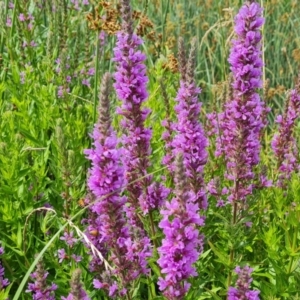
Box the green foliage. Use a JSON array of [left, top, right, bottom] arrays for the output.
[[0, 0, 300, 299]]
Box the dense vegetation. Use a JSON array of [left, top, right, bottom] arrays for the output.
[[0, 0, 300, 299]]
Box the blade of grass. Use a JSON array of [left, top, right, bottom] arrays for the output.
[[93, 30, 100, 124]]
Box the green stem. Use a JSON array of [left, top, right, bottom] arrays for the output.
[[93, 31, 100, 124], [0, 0, 9, 55], [149, 210, 158, 249], [161, 0, 170, 53], [287, 225, 297, 274], [10, 0, 18, 40], [148, 271, 156, 299], [227, 185, 238, 295]]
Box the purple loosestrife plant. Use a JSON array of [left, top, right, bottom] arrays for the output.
[[113, 0, 168, 216], [170, 37, 208, 209], [216, 1, 265, 203], [0, 246, 9, 290], [113, 0, 170, 285], [26, 260, 57, 300], [271, 77, 300, 186], [161, 37, 188, 174], [85, 73, 151, 297], [228, 266, 260, 300], [159, 38, 207, 299], [84, 73, 127, 271], [158, 154, 205, 300]]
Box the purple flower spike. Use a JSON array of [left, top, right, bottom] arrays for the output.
[[228, 266, 260, 300], [113, 0, 169, 215], [271, 78, 300, 186], [26, 260, 57, 300], [113, 0, 169, 286], [158, 154, 205, 300], [159, 38, 207, 300], [85, 73, 151, 296], [172, 79, 208, 209], [216, 1, 266, 202], [162, 37, 208, 209], [113, 30, 151, 203]]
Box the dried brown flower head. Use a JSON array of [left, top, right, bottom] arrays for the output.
[[162, 53, 178, 73]]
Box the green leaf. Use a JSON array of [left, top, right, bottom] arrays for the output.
[[19, 127, 43, 147], [207, 240, 230, 267], [3, 244, 24, 257], [0, 283, 12, 300], [254, 272, 274, 280], [17, 222, 22, 249], [149, 259, 161, 277], [202, 288, 223, 300], [0, 185, 13, 195]]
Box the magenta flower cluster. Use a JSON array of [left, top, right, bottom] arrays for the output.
[[157, 38, 208, 298], [158, 38, 208, 298], [215, 1, 266, 202], [85, 121, 151, 295], [113, 0, 169, 215], [85, 71, 151, 296], [57, 231, 82, 264], [157, 156, 205, 300], [228, 266, 260, 300], [171, 80, 208, 209], [113, 30, 155, 211], [26, 261, 57, 300], [271, 86, 300, 185], [111, 3, 170, 293]]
